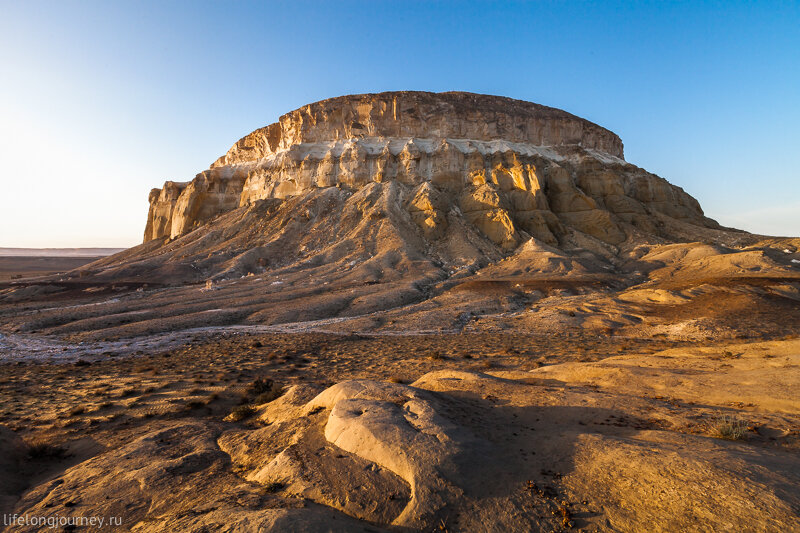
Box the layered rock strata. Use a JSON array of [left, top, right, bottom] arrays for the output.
[[212, 91, 625, 166], [144, 91, 716, 247]]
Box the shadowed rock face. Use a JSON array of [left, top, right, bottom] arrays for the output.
[[142, 91, 717, 251]]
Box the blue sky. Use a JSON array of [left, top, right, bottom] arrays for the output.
[[1, 0, 798, 247]]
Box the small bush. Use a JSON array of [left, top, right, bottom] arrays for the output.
[[229, 404, 257, 422], [254, 388, 283, 405], [263, 481, 284, 493], [27, 438, 69, 459], [248, 378, 283, 404], [248, 378, 274, 396], [712, 414, 748, 440]]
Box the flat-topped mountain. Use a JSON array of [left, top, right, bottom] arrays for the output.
[[18, 91, 797, 342], [143, 91, 720, 254]]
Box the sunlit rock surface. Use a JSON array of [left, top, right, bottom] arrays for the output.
[[143, 91, 717, 248]]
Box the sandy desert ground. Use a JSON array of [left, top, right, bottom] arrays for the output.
[[0, 257, 108, 282], [2, 242, 799, 532]]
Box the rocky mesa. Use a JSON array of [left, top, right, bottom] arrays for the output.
[[10, 90, 798, 342], [142, 91, 718, 251]]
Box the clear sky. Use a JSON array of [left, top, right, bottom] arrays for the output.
[[1, 0, 798, 247]]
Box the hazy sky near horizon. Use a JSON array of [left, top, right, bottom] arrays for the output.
[[1, 1, 798, 247]]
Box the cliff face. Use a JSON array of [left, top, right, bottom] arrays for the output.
[[143, 91, 716, 248], [143, 181, 188, 242], [211, 91, 624, 167]]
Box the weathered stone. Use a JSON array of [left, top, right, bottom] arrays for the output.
[[212, 92, 624, 167], [143, 91, 717, 249], [143, 181, 188, 242]]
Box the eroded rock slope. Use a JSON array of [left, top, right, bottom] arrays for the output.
[[141, 91, 719, 251]]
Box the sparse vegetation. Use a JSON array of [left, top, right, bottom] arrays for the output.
[[229, 404, 257, 421], [248, 378, 283, 404], [712, 414, 748, 440], [262, 481, 285, 493], [26, 437, 69, 459], [254, 389, 282, 404]]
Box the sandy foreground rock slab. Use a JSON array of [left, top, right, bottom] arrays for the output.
[[7, 422, 377, 533], [6, 341, 800, 531]]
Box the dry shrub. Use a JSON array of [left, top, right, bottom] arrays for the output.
[[26, 437, 69, 459], [712, 414, 748, 440], [229, 404, 257, 421], [249, 378, 283, 404]]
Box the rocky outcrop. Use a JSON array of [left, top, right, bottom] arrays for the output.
[[143, 181, 188, 241], [143, 167, 248, 242], [304, 379, 493, 528], [143, 91, 718, 248], [214, 366, 800, 531], [168, 166, 248, 239], [211, 92, 624, 167]]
